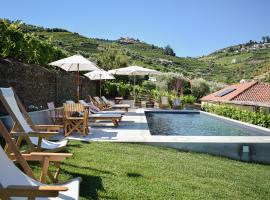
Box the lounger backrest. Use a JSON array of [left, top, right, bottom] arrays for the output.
[[101, 96, 111, 105], [87, 106, 98, 114], [93, 96, 102, 104], [0, 88, 33, 133], [88, 102, 100, 112], [0, 145, 39, 188], [79, 100, 89, 107]]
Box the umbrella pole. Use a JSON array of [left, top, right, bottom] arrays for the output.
[[100, 75, 102, 97], [77, 64, 80, 102], [133, 74, 136, 105]]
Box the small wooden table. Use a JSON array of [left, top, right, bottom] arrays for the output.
[[114, 97, 123, 104]]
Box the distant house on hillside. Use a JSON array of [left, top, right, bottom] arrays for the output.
[[201, 81, 270, 112]]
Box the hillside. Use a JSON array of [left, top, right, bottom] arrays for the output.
[[199, 41, 270, 83], [28, 27, 270, 84], [1, 19, 270, 84]]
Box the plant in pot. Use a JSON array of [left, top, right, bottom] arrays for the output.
[[143, 81, 156, 108], [146, 93, 155, 108]]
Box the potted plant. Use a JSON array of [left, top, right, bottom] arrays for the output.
[[146, 94, 155, 108], [135, 97, 142, 107]]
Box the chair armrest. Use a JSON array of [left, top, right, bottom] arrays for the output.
[[10, 131, 57, 138], [0, 185, 68, 198], [33, 125, 63, 131], [22, 152, 73, 162]]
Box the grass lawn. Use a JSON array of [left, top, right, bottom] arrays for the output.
[[30, 141, 270, 200]]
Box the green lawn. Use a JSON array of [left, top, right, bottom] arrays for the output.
[[31, 141, 270, 200]]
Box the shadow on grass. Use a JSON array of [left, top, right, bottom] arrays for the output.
[[127, 172, 143, 178], [61, 168, 108, 200]]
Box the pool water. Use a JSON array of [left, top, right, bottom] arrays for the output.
[[145, 112, 270, 136]]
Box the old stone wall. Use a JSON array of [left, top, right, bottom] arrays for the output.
[[0, 58, 98, 115]]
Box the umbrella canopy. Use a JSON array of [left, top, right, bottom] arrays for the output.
[[84, 70, 115, 80], [49, 54, 100, 71], [49, 54, 100, 101], [108, 65, 160, 76], [108, 66, 161, 104], [84, 70, 115, 97]]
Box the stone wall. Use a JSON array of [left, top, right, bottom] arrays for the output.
[[0, 58, 98, 115]]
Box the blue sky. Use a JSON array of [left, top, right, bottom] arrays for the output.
[[1, 0, 270, 57]]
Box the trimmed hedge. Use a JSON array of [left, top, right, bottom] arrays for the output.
[[202, 104, 270, 128]]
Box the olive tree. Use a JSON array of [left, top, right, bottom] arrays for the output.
[[191, 78, 210, 99]]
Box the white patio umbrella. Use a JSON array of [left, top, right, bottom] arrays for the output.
[[49, 54, 100, 101], [108, 66, 161, 102], [84, 70, 115, 97]]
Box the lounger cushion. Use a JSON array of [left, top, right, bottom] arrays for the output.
[[97, 110, 125, 115], [112, 104, 130, 108], [91, 113, 122, 118]]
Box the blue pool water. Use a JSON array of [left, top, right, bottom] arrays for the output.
[[145, 111, 270, 136]]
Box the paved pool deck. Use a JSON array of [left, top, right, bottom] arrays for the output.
[[55, 108, 270, 143]]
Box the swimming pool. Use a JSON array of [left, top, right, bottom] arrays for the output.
[[145, 111, 270, 136], [144, 110, 270, 164]]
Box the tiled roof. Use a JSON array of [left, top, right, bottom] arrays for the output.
[[232, 82, 270, 103], [201, 81, 257, 102], [201, 81, 270, 106]]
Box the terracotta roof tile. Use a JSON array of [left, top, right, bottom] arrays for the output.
[[201, 81, 258, 102], [232, 82, 270, 102]]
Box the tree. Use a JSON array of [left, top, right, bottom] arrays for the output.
[[163, 45, 176, 56], [262, 36, 266, 43], [190, 78, 210, 99], [266, 36, 270, 43]]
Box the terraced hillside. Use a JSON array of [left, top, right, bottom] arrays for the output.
[[31, 29, 270, 83], [29, 30, 208, 78], [199, 45, 270, 83]]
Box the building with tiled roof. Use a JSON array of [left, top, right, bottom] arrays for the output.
[[201, 81, 270, 110]]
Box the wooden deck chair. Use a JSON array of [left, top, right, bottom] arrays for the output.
[[0, 121, 72, 184], [159, 96, 170, 109], [0, 122, 81, 199], [47, 102, 63, 125], [0, 87, 68, 152], [101, 96, 130, 112], [63, 103, 89, 137]]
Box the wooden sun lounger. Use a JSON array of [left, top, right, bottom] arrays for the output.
[[90, 113, 122, 127], [101, 96, 130, 112]]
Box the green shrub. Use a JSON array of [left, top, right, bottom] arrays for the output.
[[104, 82, 132, 98], [191, 78, 210, 99], [202, 104, 270, 128], [0, 19, 67, 65]]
